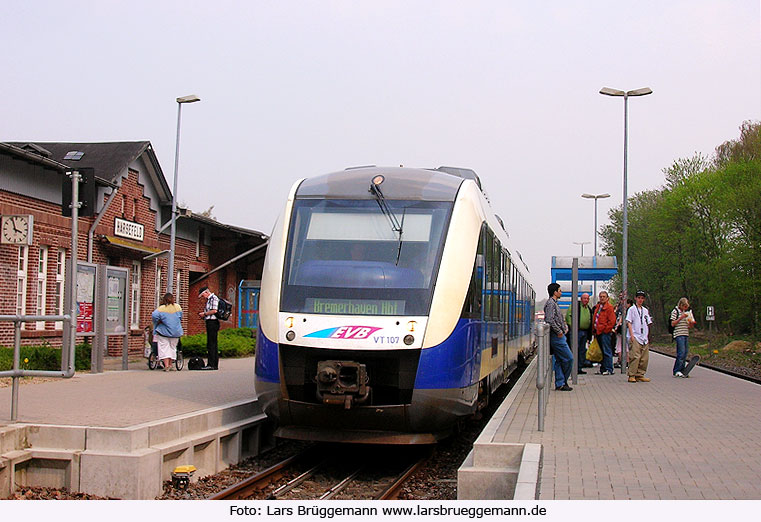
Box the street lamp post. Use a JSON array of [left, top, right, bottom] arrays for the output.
[[167, 94, 200, 294], [600, 86, 651, 374], [573, 241, 590, 256], [581, 192, 611, 299], [599, 87, 652, 304]]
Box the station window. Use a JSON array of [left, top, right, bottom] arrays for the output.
[[17, 246, 28, 327], [54, 249, 67, 329], [131, 261, 141, 329], [155, 266, 162, 308], [175, 269, 182, 310], [36, 246, 48, 329]]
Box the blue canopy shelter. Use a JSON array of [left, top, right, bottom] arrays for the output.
[[551, 256, 618, 284], [551, 256, 618, 309], [549, 255, 619, 383]]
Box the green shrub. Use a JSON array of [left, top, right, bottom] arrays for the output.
[[0, 343, 91, 372], [180, 327, 256, 358]]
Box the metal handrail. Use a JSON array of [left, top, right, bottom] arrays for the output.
[[535, 321, 552, 431], [0, 314, 74, 421]]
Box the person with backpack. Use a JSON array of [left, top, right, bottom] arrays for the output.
[[198, 286, 220, 370], [670, 297, 696, 378]]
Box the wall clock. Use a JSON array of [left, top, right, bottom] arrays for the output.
[[1, 215, 34, 245]]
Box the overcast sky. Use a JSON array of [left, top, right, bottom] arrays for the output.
[[3, 1, 760, 295]]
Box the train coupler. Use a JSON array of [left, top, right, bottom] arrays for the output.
[[315, 360, 370, 409]]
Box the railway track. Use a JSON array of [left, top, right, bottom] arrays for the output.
[[210, 444, 431, 500]]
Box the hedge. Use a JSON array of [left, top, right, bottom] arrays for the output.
[[0, 344, 92, 372], [179, 327, 256, 358], [0, 328, 256, 372]]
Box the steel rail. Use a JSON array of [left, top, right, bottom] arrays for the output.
[[375, 449, 432, 500], [209, 448, 314, 500], [269, 461, 326, 499], [319, 468, 363, 500]]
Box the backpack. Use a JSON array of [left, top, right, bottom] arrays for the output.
[[667, 307, 679, 336], [216, 298, 233, 321], [188, 356, 206, 370]]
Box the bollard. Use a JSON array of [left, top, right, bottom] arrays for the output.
[[535, 322, 551, 431]]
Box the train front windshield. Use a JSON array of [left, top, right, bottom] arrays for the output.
[[281, 199, 452, 316]]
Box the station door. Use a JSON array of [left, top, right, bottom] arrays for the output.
[[238, 280, 261, 330]]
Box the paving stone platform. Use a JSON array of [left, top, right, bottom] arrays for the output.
[[487, 351, 761, 499]]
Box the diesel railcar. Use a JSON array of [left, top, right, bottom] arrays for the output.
[[254, 166, 535, 444]]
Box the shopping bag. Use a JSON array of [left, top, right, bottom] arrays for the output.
[[587, 336, 603, 362]]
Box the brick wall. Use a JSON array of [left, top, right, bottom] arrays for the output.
[[0, 169, 216, 357]]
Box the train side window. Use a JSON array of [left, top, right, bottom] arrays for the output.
[[483, 228, 493, 321], [491, 238, 500, 322], [462, 225, 485, 319]]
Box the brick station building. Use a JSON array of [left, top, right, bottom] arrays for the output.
[[0, 141, 268, 356]]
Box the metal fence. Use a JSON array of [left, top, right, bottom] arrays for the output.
[[535, 321, 552, 431], [0, 314, 74, 421]]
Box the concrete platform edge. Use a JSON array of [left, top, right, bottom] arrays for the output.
[[0, 399, 269, 499], [457, 357, 542, 499]]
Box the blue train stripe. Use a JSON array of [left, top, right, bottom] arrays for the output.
[[255, 329, 280, 383], [415, 318, 482, 389]]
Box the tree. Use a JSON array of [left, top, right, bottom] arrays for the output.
[[600, 121, 761, 336]]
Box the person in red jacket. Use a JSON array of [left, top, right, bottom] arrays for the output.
[[592, 291, 617, 375]]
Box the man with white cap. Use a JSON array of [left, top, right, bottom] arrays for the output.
[[626, 290, 653, 382]]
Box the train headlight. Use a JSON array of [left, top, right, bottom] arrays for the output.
[[407, 321, 417, 332], [371, 175, 385, 186], [286, 330, 296, 341], [285, 316, 294, 328], [403, 335, 414, 346]]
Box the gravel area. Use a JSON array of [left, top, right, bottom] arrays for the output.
[[159, 440, 314, 500], [651, 338, 761, 381], [0, 377, 59, 388]]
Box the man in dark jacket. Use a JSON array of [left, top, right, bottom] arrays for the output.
[[565, 293, 594, 374], [543, 283, 573, 391]]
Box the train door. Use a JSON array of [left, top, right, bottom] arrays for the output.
[[491, 237, 501, 382], [503, 252, 511, 376], [482, 227, 492, 370]]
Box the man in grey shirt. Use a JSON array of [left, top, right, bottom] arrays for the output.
[[544, 283, 573, 391]]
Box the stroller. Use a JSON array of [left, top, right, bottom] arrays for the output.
[[145, 326, 184, 371]]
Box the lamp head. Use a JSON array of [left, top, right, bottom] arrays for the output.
[[599, 87, 625, 97], [177, 94, 201, 104], [627, 87, 653, 97]]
